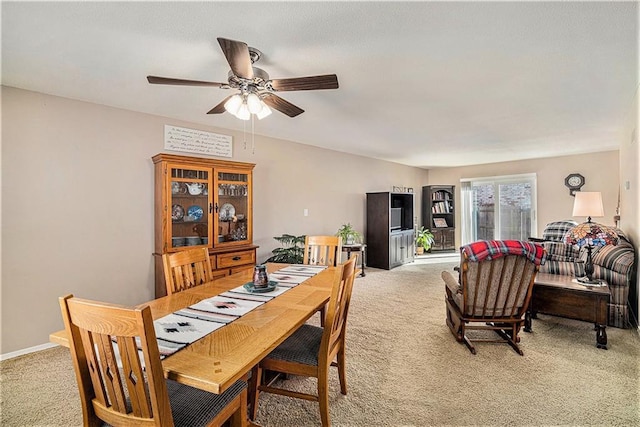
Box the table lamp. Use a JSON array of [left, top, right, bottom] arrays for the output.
[[564, 192, 618, 285]]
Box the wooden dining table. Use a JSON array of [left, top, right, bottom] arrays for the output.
[[49, 263, 335, 396]]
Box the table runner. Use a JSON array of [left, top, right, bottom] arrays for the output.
[[153, 265, 327, 358]]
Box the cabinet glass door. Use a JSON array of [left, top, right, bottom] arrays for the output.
[[216, 170, 249, 245], [169, 166, 211, 251]]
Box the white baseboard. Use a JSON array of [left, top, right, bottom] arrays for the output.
[[0, 342, 59, 361]]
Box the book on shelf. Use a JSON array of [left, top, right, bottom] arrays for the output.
[[432, 190, 451, 201], [433, 218, 448, 228], [431, 201, 451, 213]]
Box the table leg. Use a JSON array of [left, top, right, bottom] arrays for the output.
[[360, 247, 366, 277], [596, 324, 607, 349]]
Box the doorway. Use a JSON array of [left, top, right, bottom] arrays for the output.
[[460, 174, 537, 245]]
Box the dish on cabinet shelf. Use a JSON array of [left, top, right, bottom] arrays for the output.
[[172, 237, 186, 247], [187, 205, 204, 221], [172, 204, 185, 221], [219, 203, 235, 220], [185, 182, 205, 195]]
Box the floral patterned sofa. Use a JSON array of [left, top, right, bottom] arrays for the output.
[[532, 220, 636, 328]]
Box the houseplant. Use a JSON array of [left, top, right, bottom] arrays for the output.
[[336, 223, 363, 245], [264, 234, 306, 264], [415, 226, 435, 255]]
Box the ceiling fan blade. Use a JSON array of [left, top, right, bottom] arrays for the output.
[[217, 37, 254, 80], [270, 74, 339, 91], [147, 76, 225, 87], [262, 94, 304, 117], [207, 96, 233, 114]]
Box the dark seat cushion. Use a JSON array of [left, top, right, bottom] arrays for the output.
[[168, 379, 246, 427], [266, 324, 323, 366], [104, 379, 246, 427]]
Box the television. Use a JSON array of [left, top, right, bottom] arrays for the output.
[[390, 208, 402, 230]]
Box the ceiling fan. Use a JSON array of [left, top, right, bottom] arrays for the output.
[[147, 37, 339, 119]]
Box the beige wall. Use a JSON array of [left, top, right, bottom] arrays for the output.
[[428, 151, 621, 244], [2, 85, 636, 354], [1, 86, 427, 354], [619, 85, 639, 326]]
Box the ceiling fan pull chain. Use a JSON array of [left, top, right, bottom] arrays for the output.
[[252, 115, 255, 154], [243, 119, 247, 150]]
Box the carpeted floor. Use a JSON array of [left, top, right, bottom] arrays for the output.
[[1, 259, 639, 426]]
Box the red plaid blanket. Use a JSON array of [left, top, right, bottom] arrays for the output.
[[462, 240, 547, 266]]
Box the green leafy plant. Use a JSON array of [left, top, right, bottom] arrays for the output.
[[415, 226, 435, 254], [264, 234, 306, 264], [336, 223, 363, 245]]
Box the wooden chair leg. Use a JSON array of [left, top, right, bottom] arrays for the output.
[[336, 350, 347, 395], [248, 366, 261, 421], [317, 371, 331, 427]]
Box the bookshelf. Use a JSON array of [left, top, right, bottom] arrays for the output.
[[422, 185, 455, 252]]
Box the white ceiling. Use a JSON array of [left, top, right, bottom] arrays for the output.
[[2, 1, 637, 168]]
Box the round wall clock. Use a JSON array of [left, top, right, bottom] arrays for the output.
[[564, 173, 585, 196]]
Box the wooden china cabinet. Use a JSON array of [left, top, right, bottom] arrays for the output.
[[153, 153, 257, 298]]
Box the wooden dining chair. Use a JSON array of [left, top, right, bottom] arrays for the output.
[[163, 247, 214, 295], [59, 294, 248, 427], [304, 235, 343, 326], [249, 256, 357, 427], [303, 235, 342, 266]]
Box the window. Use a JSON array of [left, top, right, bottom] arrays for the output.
[[460, 174, 537, 245]]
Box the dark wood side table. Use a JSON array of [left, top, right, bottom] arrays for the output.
[[342, 244, 367, 277], [524, 272, 610, 349]]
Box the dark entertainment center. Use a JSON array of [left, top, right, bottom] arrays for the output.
[[366, 192, 415, 269]]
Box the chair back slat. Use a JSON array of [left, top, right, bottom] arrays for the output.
[[463, 254, 538, 319], [117, 335, 151, 417], [60, 295, 173, 427], [163, 248, 214, 295], [303, 235, 343, 266], [95, 333, 128, 413]]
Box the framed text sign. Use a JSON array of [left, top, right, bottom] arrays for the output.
[[164, 125, 233, 158]]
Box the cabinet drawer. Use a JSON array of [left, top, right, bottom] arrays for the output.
[[217, 250, 256, 269], [230, 264, 254, 275], [211, 269, 229, 280]]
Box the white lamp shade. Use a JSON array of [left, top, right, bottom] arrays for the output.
[[572, 191, 604, 218], [246, 93, 263, 114], [256, 103, 272, 120], [223, 95, 243, 115], [235, 103, 251, 120]]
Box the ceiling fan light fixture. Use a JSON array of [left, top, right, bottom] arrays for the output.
[[246, 93, 263, 114], [256, 103, 272, 120], [235, 103, 251, 120], [224, 94, 243, 115]]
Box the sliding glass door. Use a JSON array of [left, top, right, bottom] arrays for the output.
[[460, 174, 537, 244]]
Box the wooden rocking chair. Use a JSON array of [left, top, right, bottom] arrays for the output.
[[442, 240, 545, 355]]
